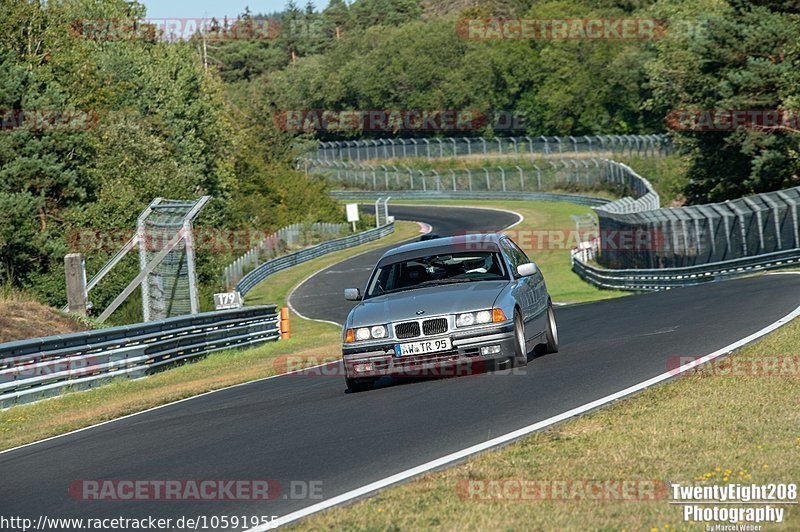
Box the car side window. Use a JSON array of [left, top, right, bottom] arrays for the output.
[[500, 239, 522, 276], [509, 239, 531, 265]]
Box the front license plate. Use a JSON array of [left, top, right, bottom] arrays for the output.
[[395, 338, 451, 356]]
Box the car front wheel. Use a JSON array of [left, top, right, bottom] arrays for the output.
[[512, 309, 528, 367], [545, 301, 559, 354]]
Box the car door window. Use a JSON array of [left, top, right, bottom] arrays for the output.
[[500, 239, 523, 276]]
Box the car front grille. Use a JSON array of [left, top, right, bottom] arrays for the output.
[[395, 321, 421, 339], [422, 318, 448, 336]]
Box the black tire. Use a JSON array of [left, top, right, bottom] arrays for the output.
[[545, 301, 559, 354], [512, 309, 528, 367], [346, 378, 375, 393]]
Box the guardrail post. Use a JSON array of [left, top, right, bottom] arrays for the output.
[[498, 166, 506, 191], [450, 169, 457, 191]]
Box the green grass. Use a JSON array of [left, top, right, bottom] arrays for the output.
[[293, 289, 800, 531], [0, 221, 421, 451]]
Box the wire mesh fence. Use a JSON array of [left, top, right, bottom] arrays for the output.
[[309, 157, 658, 202], [307, 134, 671, 163], [594, 186, 800, 269], [138, 198, 209, 321]]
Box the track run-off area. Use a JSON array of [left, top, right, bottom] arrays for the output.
[[2, 204, 799, 530]]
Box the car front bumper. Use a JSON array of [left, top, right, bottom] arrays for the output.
[[342, 322, 515, 381]]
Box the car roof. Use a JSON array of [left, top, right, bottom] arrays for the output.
[[378, 233, 504, 263]]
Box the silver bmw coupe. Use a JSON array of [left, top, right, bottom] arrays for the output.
[[341, 233, 558, 392]]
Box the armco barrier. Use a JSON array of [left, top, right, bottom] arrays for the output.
[[572, 248, 800, 291], [236, 222, 395, 296], [0, 306, 279, 409]]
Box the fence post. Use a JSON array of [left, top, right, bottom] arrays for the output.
[[64, 253, 88, 316]]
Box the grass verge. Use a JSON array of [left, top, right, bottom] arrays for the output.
[[293, 295, 800, 531], [0, 221, 420, 451]]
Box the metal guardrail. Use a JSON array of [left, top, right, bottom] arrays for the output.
[[224, 222, 347, 289], [572, 248, 800, 291], [0, 306, 280, 409], [236, 222, 395, 296], [329, 190, 610, 207]]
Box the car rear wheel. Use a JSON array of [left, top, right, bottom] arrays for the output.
[[512, 309, 528, 367], [346, 378, 375, 393], [545, 301, 559, 354]]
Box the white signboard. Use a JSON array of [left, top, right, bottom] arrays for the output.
[[213, 291, 243, 310], [346, 203, 360, 223]]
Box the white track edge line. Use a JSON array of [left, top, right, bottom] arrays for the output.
[[250, 296, 800, 531], [1, 207, 518, 455]]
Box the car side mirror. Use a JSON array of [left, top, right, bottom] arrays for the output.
[[517, 262, 539, 277], [344, 288, 362, 301]]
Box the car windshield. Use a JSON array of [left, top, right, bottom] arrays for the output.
[[365, 251, 507, 298]]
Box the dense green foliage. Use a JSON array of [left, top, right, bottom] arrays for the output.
[[208, 0, 800, 204], [0, 0, 339, 316]]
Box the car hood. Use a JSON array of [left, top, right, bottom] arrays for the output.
[[348, 281, 508, 327]]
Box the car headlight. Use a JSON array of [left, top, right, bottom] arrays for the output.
[[456, 309, 503, 327], [347, 325, 388, 342], [456, 313, 475, 327]]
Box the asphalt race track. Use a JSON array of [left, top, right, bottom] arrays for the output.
[[2, 205, 799, 530], [290, 204, 522, 325]]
